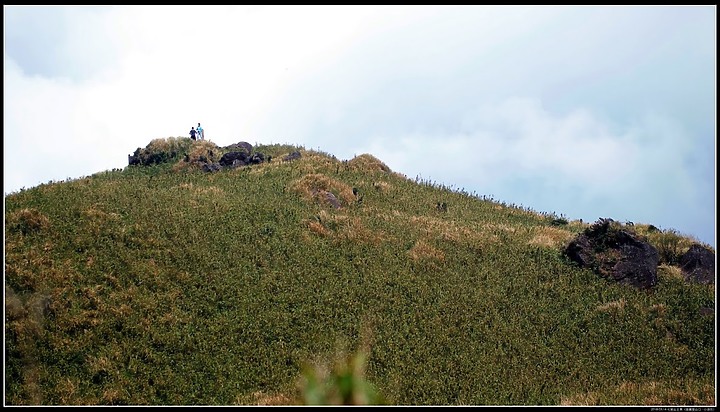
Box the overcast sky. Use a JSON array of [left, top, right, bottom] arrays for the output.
[[3, 5, 716, 248]]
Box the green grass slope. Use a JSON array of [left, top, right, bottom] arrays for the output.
[[4, 138, 715, 405]]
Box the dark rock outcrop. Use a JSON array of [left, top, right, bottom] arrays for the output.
[[283, 151, 302, 162], [224, 141, 253, 154], [220, 151, 249, 167], [678, 244, 715, 284], [323, 191, 341, 209], [128, 148, 174, 166], [248, 152, 265, 164], [564, 234, 595, 268], [564, 218, 659, 289], [127, 138, 274, 173], [219, 151, 267, 168]]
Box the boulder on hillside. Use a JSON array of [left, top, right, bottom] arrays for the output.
[[564, 218, 659, 289], [219, 151, 268, 168], [248, 152, 266, 164], [678, 244, 715, 284], [322, 191, 341, 209], [224, 141, 253, 154], [283, 151, 302, 162], [220, 151, 249, 167]]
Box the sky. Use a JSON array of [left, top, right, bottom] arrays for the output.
[[3, 5, 716, 248]]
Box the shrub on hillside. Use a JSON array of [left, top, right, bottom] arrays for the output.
[[646, 228, 695, 266]]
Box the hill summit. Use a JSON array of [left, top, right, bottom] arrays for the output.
[[5, 137, 715, 406]]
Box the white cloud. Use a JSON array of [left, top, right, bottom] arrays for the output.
[[355, 98, 632, 189], [4, 59, 91, 189], [352, 96, 709, 242]]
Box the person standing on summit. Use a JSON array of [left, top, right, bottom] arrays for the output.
[[190, 126, 197, 141], [197, 123, 204, 141]]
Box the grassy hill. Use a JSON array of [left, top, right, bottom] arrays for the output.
[[4, 137, 715, 406]]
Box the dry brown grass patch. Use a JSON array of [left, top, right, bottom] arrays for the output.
[[408, 239, 445, 262], [392, 171, 410, 180], [528, 226, 574, 249], [101, 388, 124, 405], [83, 206, 121, 222], [596, 298, 626, 313], [346, 154, 391, 173], [491, 204, 545, 219], [657, 264, 685, 282], [369, 207, 405, 223], [305, 210, 384, 244], [607, 380, 714, 406], [82, 206, 121, 237], [409, 216, 500, 247], [172, 140, 222, 172], [177, 182, 194, 190], [7, 208, 51, 235], [649, 303, 667, 317], [568, 219, 590, 230], [250, 391, 295, 406], [307, 220, 330, 237], [291, 173, 356, 208], [174, 182, 226, 200], [560, 392, 598, 405], [195, 185, 224, 196], [411, 216, 464, 242], [5, 286, 26, 321], [145, 136, 185, 153], [5, 245, 69, 292], [56, 377, 80, 404], [87, 355, 114, 378], [280, 150, 341, 174], [14, 366, 42, 405], [373, 181, 392, 193], [247, 160, 277, 174]]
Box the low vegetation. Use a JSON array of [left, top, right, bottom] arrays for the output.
[[5, 138, 715, 405]]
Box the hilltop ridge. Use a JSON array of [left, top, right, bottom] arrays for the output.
[[5, 137, 715, 406]]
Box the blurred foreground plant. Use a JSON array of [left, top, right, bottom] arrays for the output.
[[298, 349, 385, 405]]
